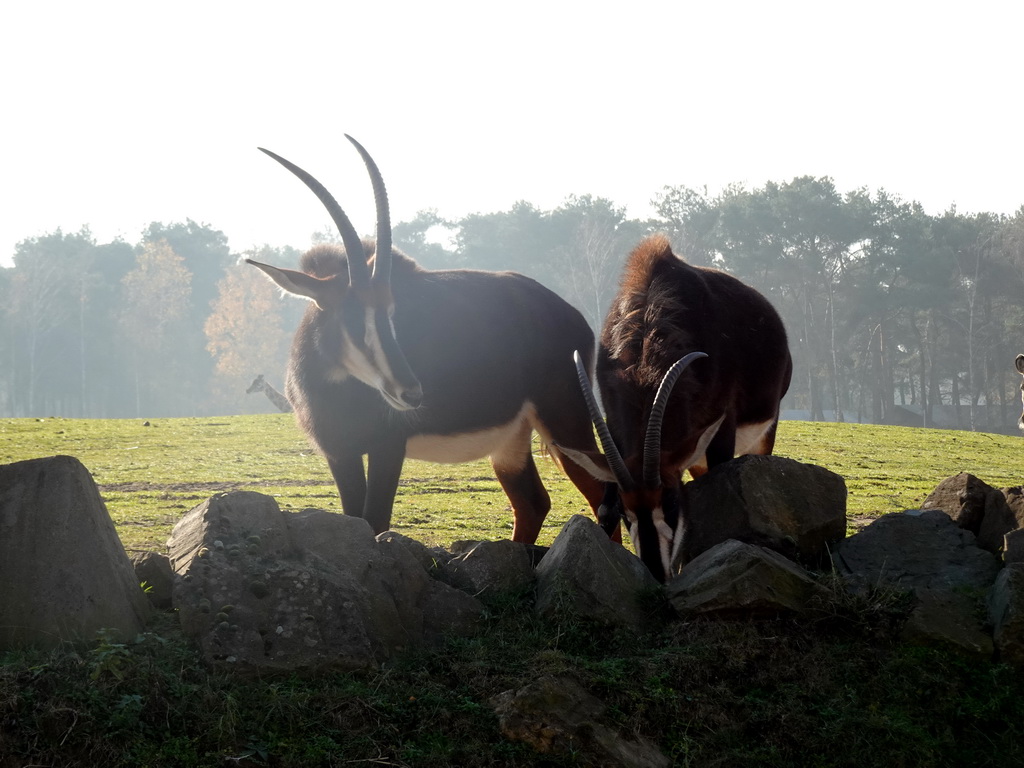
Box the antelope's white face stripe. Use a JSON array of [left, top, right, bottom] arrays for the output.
[[653, 507, 674, 579], [361, 306, 411, 409], [331, 304, 416, 411], [631, 507, 678, 580], [335, 313, 378, 386], [670, 514, 686, 566]]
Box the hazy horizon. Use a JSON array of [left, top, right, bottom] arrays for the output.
[[3, 1, 1022, 267]]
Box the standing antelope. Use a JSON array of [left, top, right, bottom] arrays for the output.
[[1015, 354, 1024, 429], [562, 234, 793, 582], [247, 136, 604, 540]]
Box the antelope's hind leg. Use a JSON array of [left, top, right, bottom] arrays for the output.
[[491, 420, 551, 544]]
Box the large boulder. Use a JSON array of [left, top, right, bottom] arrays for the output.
[[0, 455, 151, 650], [832, 509, 1001, 594], [1005, 528, 1024, 566], [988, 564, 1024, 665], [376, 530, 450, 573], [442, 539, 537, 599], [901, 588, 994, 660], [169, 491, 483, 671], [681, 455, 847, 568], [667, 539, 827, 616], [833, 508, 1000, 659], [922, 473, 1024, 556], [535, 515, 659, 629], [921, 472, 994, 534], [998, 486, 1024, 555], [129, 551, 175, 610]]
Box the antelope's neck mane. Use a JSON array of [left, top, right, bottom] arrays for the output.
[[604, 234, 698, 388], [299, 239, 419, 279]]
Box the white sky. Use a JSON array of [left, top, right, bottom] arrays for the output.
[[2, 1, 1021, 268]]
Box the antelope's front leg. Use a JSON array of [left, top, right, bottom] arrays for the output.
[[326, 454, 367, 518], [364, 443, 407, 534]]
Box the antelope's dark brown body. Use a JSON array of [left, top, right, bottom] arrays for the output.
[[574, 234, 793, 581], [249, 138, 603, 541]]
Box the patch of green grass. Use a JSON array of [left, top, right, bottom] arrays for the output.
[[778, 420, 1023, 532], [3, 416, 1022, 551]]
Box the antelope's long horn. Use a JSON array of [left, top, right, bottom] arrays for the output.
[[642, 351, 709, 488], [258, 147, 370, 289], [344, 135, 391, 286], [573, 350, 635, 490]]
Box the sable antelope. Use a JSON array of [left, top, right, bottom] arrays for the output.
[[247, 136, 604, 540], [1015, 354, 1024, 430], [562, 235, 793, 582]]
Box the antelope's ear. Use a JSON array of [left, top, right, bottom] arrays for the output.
[[1016, 354, 1024, 375], [246, 259, 338, 310], [554, 444, 617, 484]]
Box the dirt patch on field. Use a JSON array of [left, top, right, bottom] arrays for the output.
[[100, 479, 327, 493]]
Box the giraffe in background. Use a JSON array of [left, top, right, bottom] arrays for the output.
[[246, 374, 292, 413]]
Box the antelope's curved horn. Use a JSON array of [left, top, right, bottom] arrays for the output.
[[258, 147, 370, 289], [573, 350, 635, 490], [642, 352, 709, 488], [344, 135, 392, 286]]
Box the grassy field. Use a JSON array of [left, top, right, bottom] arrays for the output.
[[2, 416, 1024, 767], [1, 415, 1022, 553]]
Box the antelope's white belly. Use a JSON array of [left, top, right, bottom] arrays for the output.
[[684, 416, 777, 471], [405, 402, 535, 465], [734, 418, 776, 455]]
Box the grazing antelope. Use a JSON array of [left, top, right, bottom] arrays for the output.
[[562, 234, 793, 582], [1015, 355, 1024, 430], [247, 136, 604, 540]]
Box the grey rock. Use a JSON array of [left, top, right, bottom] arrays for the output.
[[535, 515, 660, 629], [988, 564, 1024, 665], [443, 539, 537, 598], [977, 489, 1022, 555], [921, 472, 993, 534], [376, 530, 450, 573], [0, 455, 150, 649], [170, 491, 483, 671], [668, 539, 827, 616], [833, 509, 1001, 594], [681, 454, 847, 567], [922, 474, 1024, 555], [166, 490, 292, 575], [129, 550, 175, 610], [1004, 528, 1024, 566], [900, 588, 993, 660]]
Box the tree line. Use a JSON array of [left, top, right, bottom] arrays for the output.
[[2, 176, 1023, 433]]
